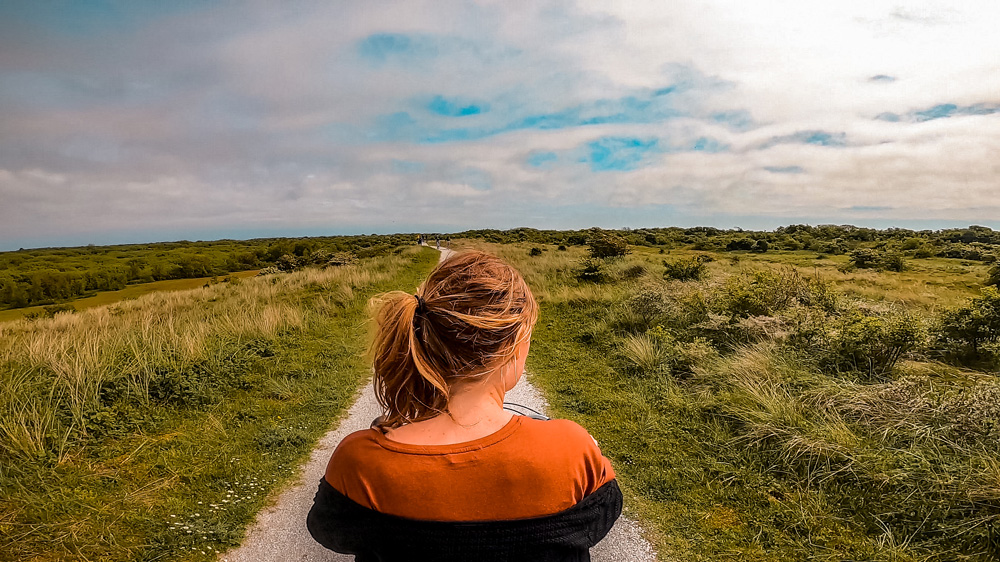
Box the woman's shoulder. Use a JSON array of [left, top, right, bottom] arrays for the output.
[[517, 416, 601, 447], [326, 429, 381, 470]]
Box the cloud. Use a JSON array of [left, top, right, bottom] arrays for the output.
[[2, 0, 1000, 249]]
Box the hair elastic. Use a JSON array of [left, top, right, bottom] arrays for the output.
[[414, 294, 428, 315]]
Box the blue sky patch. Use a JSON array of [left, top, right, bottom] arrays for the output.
[[374, 85, 690, 144], [711, 110, 755, 131], [763, 166, 805, 174], [690, 137, 728, 152], [526, 151, 558, 168], [764, 130, 847, 148], [357, 33, 440, 65], [915, 103, 958, 121], [584, 136, 660, 172], [427, 95, 486, 117], [877, 102, 1000, 123]]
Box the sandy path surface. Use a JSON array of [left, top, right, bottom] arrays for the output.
[[221, 247, 656, 561]]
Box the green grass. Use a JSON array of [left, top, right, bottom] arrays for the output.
[[0, 246, 439, 561], [0, 270, 260, 323], [485, 240, 1000, 561]]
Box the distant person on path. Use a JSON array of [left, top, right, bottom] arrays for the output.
[[308, 251, 622, 561]]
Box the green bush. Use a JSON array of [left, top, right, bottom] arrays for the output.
[[715, 269, 807, 318], [586, 230, 630, 260], [575, 258, 608, 283], [529, 247, 543, 257], [821, 308, 924, 380], [848, 248, 905, 271], [987, 264, 1000, 287], [275, 254, 300, 272], [663, 257, 707, 281], [327, 251, 358, 267], [935, 286, 1000, 362]]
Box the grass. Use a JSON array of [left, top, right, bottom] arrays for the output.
[[462, 239, 1000, 561], [0, 270, 260, 323], [0, 246, 439, 561]]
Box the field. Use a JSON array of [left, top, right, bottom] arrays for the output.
[[0, 246, 438, 561], [467, 239, 1000, 561], [0, 271, 260, 323], [2, 229, 1000, 561]]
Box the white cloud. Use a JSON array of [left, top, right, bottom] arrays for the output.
[[1, 0, 999, 248]]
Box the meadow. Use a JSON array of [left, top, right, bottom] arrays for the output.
[[0, 245, 438, 561], [468, 238, 999, 561], [0, 271, 261, 323], [3, 228, 1000, 562]]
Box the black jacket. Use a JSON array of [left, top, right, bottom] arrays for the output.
[[306, 477, 623, 562]]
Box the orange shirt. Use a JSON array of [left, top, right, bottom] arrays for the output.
[[323, 416, 616, 522]]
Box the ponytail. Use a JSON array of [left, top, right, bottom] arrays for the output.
[[368, 251, 538, 429]]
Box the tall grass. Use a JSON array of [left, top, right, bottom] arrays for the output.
[[0, 246, 437, 561], [0, 251, 410, 460]]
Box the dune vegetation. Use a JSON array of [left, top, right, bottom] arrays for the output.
[[467, 236, 1000, 561], [0, 245, 438, 561], [3, 226, 1000, 561]]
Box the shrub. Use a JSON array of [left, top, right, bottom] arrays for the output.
[[821, 308, 924, 381], [625, 290, 669, 329], [557, 245, 567, 251], [663, 257, 707, 281], [256, 266, 281, 276], [575, 258, 608, 283], [275, 254, 300, 272], [715, 269, 807, 318], [934, 286, 1000, 361], [327, 252, 358, 267], [529, 247, 543, 257], [621, 326, 717, 377], [586, 230, 630, 260], [848, 248, 905, 271], [987, 264, 1000, 287]]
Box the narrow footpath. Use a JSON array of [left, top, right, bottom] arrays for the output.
[[221, 248, 656, 561]]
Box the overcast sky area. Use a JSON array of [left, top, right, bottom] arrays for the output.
[[2, 1, 999, 250]]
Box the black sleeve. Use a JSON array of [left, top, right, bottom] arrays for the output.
[[584, 479, 623, 547], [306, 478, 372, 555]]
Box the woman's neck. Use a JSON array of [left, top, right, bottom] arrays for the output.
[[384, 370, 514, 445]]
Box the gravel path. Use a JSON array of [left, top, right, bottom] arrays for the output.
[[220, 247, 656, 561]]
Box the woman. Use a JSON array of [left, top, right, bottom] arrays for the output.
[[307, 250, 622, 561]]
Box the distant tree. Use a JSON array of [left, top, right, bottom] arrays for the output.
[[275, 254, 300, 272], [586, 230, 630, 260]]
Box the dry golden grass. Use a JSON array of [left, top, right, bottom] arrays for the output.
[[0, 252, 412, 459]]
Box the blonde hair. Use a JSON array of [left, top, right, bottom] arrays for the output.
[[369, 250, 538, 429]]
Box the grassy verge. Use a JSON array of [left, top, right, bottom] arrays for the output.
[[0, 246, 438, 561]]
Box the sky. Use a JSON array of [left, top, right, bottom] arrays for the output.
[[1, 0, 999, 250]]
